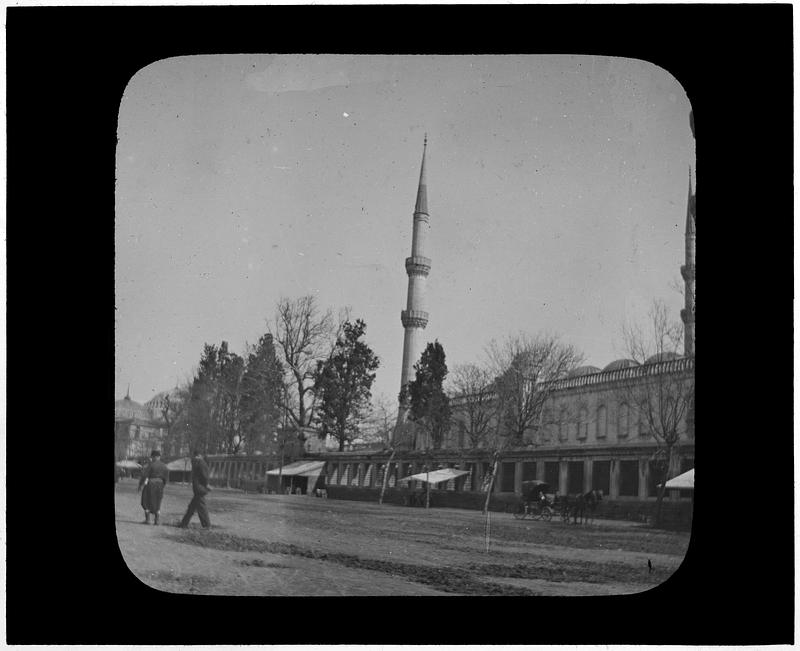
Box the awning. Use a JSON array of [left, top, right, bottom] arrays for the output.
[[116, 460, 141, 469], [398, 468, 470, 485], [266, 460, 326, 477], [166, 457, 192, 471], [662, 468, 694, 490]]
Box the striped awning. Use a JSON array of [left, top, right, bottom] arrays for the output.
[[398, 468, 470, 485], [266, 460, 326, 477]]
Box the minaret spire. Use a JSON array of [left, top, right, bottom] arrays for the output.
[[125, 383, 131, 400], [394, 136, 433, 448], [415, 134, 428, 216]]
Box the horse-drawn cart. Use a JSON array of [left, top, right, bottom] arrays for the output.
[[513, 480, 555, 521]]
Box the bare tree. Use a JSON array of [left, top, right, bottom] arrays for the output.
[[157, 381, 192, 458], [268, 295, 347, 441], [361, 393, 397, 448], [486, 333, 584, 447], [477, 333, 583, 515], [617, 299, 695, 526], [449, 363, 495, 449]]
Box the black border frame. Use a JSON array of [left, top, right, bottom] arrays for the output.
[[6, 4, 793, 645]]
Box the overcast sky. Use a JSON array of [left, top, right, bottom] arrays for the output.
[[115, 54, 694, 407]]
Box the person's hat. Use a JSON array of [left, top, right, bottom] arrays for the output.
[[192, 449, 201, 457], [151, 450, 161, 458]]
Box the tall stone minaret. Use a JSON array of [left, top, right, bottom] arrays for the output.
[[393, 136, 431, 446], [681, 170, 696, 356]]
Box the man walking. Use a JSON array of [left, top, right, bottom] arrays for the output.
[[179, 450, 212, 529], [138, 449, 169, 525]]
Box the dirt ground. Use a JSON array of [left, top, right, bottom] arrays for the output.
[[115, 480, 690, 596]]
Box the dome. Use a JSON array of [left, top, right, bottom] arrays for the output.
[[602, 359, 640, 372], [114, 395, 153, 422], [567, 365, 602, 378], [145, 387, 183, 413], [644, 351, 680, 365]]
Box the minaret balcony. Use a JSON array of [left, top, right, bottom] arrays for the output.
[[680, 264, 695, 282], [405, 256, 431, 277], [401, 309, 429, 329]]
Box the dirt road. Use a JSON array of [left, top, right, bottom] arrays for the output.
[[115, 480, 690, 596]]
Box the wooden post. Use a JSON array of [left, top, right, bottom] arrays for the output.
[[483, 451, 501, 515], [425, 456, 431, 509], [378, 448, 396, 505]]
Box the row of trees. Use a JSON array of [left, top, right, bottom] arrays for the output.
[[154, 294, 692, 524], [157, 295, 385, 457]]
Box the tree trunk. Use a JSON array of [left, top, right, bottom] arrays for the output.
[[278, 448, 284, 495], [426, 463, 431, 509], [483, 453, 500, 514], [378, 448, 396, 505], [654, 445, 678, 527]]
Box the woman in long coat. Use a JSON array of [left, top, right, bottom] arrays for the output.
[[138, 450, 170, 525]]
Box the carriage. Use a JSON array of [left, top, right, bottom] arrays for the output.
[[513, 480, 556, 521], [513, 480, 579, 522]]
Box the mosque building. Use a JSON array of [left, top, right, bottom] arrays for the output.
[[312, 127, 695, 521], [114, 387, 167, 461]]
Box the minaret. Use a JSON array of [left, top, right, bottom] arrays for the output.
[[680, 169, 695, 356], [393, 136, 432, 445]]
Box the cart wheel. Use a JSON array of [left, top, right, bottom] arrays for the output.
[[542, 507, 553, 522]]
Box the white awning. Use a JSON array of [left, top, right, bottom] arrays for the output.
[[663, 468, 694, 490], [166, 457, 192, 471], [398, 468, 470, 485], [266, 460, 326, 477]]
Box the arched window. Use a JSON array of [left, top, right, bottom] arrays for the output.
[[639, 401, 649, 437], [578, 407, 588, 439], [559, 407, 569, 441], [541, 408, 553, 442], [618, 403, 630, 439], [597, 405, 608, 439]]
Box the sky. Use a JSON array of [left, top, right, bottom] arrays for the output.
[[115, 54, 695, 408]]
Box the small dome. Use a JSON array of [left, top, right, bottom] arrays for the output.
[[644, 351, 680, 365], [567, 365, 602, 378], [114, 396, 152, 421], [145, 387, 183, 413], [603, 359, 640, 372]]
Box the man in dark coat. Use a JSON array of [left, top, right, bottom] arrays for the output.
[[138, 450, 169, 525], [179, 450, 212, 529]]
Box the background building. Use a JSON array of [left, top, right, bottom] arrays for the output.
[[114, 389, 166, 461]]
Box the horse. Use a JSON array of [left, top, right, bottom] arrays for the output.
[[570, 489, 604, 524]]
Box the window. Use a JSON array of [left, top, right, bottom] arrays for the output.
[[619, 460, 639, 497], [541, 409, 553, 442], [568, 461, 584, 494], [638, 401, 649, 437], [577, 408, 588, 439], [617, 403, 630, 439], [544, 461, 560, 490], [501, 462, 515, 492], [558, 408, 568, 441], [596, 405, 608, 439], [522, 462, 537, 481], [592, 460, 611, 495]]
